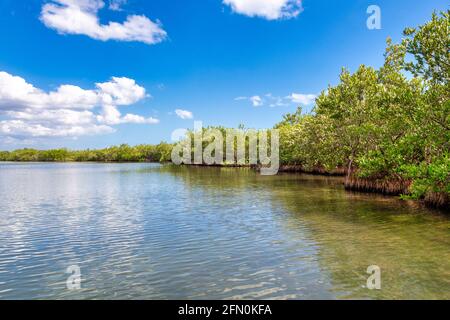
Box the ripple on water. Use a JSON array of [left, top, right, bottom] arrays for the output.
[[0, 163, 449, 300]]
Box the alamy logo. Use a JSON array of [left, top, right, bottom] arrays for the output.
[[366, 265, 381, 290], [66, 265, 81, 290], [171, 121, 280, 175], [367, 5, 382, 30]]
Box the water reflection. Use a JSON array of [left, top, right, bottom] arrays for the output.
[[157, 165, 450, 299], [0, 163, 448, 299]]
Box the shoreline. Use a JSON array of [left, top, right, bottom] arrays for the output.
[[2, 161, 446, 211], [184, 163, 449, 211]]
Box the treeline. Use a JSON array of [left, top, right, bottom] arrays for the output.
[[276, 11, 449, 208], [174, 124, 275, 166], [0, 143, 173, 163]]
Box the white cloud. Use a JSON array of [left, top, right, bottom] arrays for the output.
[[0, 71, 159, 139], [235, 92, 316, 107], [122, 113, 159, 124], [175, 109, 194, 120], [0, 120, 114, 138], [40, 0, 167, 45], [223, 0, 303, 20], [96, 77, 147, 105], [108, 0, 126, 11], [250, 95, 263, 107], [96, 105, 159, 125], [265, 93, 288, 107], [287, 93, 317, 105], [235, 95, 263, 107]]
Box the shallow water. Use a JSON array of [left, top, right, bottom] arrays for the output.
[[0, 162, 448, 300]]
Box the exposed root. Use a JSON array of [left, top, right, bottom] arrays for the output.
[[344, 177, 411, 196], [424, 192, 449, 210], [278, 165, 346, 176]]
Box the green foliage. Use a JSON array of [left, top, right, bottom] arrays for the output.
[[177, 125, 274, 165], [0, 143, 174, 163], [400, 155, 450, 200], [275, 11, 449, 205], [403, 11, 450, 84]]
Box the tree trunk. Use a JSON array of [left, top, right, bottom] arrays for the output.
[[345, 156, 354, 185]]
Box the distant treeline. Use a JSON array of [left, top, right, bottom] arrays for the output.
[[0, 143, 173, 163]]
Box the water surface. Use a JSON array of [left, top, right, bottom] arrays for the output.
[[0, 163, 448, 299]]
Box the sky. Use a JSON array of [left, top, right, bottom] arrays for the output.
[[0, 0, 448, 150]]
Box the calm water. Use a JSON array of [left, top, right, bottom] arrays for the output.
[[0, 162, 448, 300]]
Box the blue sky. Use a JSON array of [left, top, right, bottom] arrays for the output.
[[0, 0, 448, 150]]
